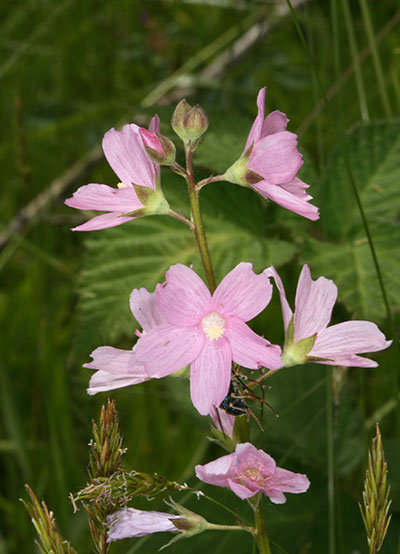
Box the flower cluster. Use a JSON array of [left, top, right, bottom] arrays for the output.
[[63, 86, 393, 550]]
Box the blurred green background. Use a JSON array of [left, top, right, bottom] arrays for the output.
[[1, 0, 400, 552]]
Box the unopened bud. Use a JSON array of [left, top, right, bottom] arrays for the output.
[[183, 105, 209, 142], [140, 129, 176, 166], [171, 99, 192, 142], [171, 100, 209, 144]]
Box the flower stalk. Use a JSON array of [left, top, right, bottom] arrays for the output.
[[185, 144, 217, 293], [254, 500, 272, 554]]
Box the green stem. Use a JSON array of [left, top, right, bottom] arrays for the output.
[[254, 501, 271, 554], [185, 146, 217, 292], [207, 522, 254, 534]]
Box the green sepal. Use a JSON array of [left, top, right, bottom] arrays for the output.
[[281, 333, 317, 368], [124, 182, 170, 217], [209, 425, 236, 452]]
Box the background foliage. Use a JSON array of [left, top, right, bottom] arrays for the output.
[[1, 0, 400, 552]]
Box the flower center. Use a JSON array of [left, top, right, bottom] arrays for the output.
[[238, 467, 266, 488], [117, 182, 127, 189], [202, 312, 226, 341]]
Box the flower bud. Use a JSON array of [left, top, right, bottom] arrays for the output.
[[171, 100, 209, 144], [171, 99, 192, 142], [140, 128, 176, 166]]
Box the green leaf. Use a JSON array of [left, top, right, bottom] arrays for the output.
[[303, 121, 400, 321], [320, 121, 400, 240]]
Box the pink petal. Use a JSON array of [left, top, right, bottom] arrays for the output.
[[245, 87, 266, 150], [294, 265, 337, 343], [136, 322, 204, 378], [313, 354, 379, 368], [261, 110, 289, 138], [84, 346, 149, 394], [190, 337, 232, 415], [139, 128, 164, 153], [102, 124, 155, 189], [209, 406, 235, 437], [280, 176, 312, 201], [71, 212, 134, 231], [226, 318, 282, 370], [310, 321, 391, 364], [248, 131, 303, 185], [264, 267, 293, 332], [88, 370, 148, 395], [64, 183, 141, 212], [195, 452, 235, 488], [107, 508, 180, 541], [252, 180, 320, 221], [156, 264, 212, 327], [235, 443, 276, 473], [228, 478, 257, 500], [129, 288, 165, 331], [270, 467, 310, 495], [213, 262, 272, 322], [84, 346, 145, 373]]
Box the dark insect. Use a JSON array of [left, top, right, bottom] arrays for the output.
[[219, 368, 278, 431], [220, 379, 249, 416]]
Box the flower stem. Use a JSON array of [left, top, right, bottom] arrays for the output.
[[167, 208, 195, 231], [254, 501, 272, 554], [185, 145, 216, 292]]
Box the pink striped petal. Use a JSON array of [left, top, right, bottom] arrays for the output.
[[136, 322, 204, 378], [313, 355, 379, 368], [72, 212, 134, 231], [310, 321, 391, 362], [213, 262, 272, 322], [107, 508, 180, 541], [280, 176, 312, 201], [102, 124, 155, 189], [264, 267, 293, 332], [248, 131, 303, 185], [195, 452, 234, 488], [129, 288, 165, 331], [245, 87, 266, 150], [270, 467, 310, 495], [190, 337, 232, 415], [252, 180, 320, 221], [226, 318, 282, 370], [261, 110, 289, 138], [84, 346, 149, 394], [65, 183, 141, 212], [156, 264, 212, 326], [294, 265, 337, 342], [88, 370, 148, 395]]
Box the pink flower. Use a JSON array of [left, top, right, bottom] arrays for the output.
[[195, 442, 310, 504], [210, 406, 235, 438], [65, 116, 166, 231], [135, 262, 283, 415], [107, 508, 181, 541], [265, 265, 392, 367], [224, 87, 319, 221], [85, 288, 165, 394]]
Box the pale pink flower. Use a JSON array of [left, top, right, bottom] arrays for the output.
[[107, 508, 181, 541], [210, 406, 235, 438], [224, 87, 319, 221], [85, 288, 165, 394], [195, 442, 310, 503], [265, 265, 392, 367], [135, 262, 283, 416], [65, 116, 163, 231]]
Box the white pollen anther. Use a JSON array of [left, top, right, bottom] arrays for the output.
[[202, 312, 226, 341]]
